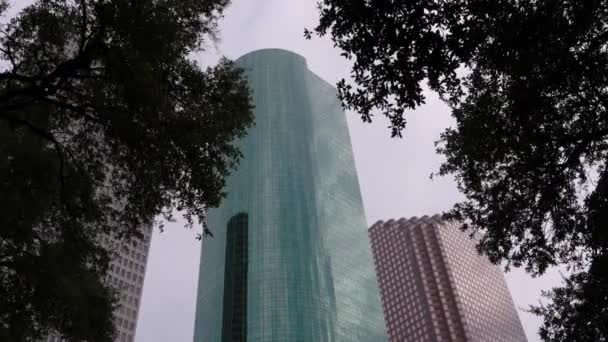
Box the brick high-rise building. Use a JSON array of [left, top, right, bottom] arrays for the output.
[[369, 215, 527, 342]]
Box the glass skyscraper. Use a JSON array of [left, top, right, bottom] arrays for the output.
[[193, 49, 387, 342]]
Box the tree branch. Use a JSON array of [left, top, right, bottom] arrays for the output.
[[0, 111, 88, 184], [0, 72, 34, 83], [40, 96, 104, 124], [77, 0, 89, 54], [0, 35, 19, 70], [554, 127, 608, 167]]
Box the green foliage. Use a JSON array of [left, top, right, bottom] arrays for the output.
[[1, 235, 116, 341], [309, 0, 608, 340], [0, 0, 253, 340], [530, 257, 608, 342]]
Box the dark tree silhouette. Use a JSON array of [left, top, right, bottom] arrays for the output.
[[0, 0, 252, 341], [308, 1, 608, 340]]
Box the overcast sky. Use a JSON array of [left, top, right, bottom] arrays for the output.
[[135, 1, 565, 341], [3, 1, 563, 341]]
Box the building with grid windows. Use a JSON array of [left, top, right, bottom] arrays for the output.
[[368, 215, 527, 342], [193, 49, 387, 341], [43, 225, 153, 342]]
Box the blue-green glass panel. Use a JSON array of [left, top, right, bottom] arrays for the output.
[[194, 49, 387, 342]]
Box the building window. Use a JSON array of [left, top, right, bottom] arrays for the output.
[[221, 212, 248, 342]]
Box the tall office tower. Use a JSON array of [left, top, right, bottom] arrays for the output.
[[43, 224, 153, 342], [368, 215, 527, 342], [104, 225, 153, 342], [193, 49, 387, 342]]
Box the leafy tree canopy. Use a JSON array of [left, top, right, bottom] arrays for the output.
[[308, 0, 608, 340], [0, 0, 253, 340]]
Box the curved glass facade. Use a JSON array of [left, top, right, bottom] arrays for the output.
[[194, 49, 387, 342]]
